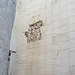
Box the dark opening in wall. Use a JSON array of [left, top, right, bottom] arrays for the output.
[[8, 50, 16, 61]]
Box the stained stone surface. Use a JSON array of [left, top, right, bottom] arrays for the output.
[[0, 0, 16, 75]]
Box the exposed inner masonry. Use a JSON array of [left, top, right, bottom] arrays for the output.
[[25, 21, 43, 43]]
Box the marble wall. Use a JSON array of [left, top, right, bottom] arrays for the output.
[[15, 0, 75, 75], [0, 0, 16, 75]]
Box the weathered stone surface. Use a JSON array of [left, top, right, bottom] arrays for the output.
[[0, 0, 75, 75], [0, 0, 16, 75], [14, 0, 75, 75]]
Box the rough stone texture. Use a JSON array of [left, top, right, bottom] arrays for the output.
[[15, 0, 75, 75], [0, 0, 16, 75]]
